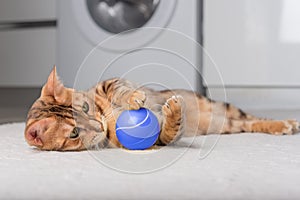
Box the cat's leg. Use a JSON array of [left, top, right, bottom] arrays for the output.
[[221, 103, 299, 134], [95, 78, 146, 110], [247, 119, 299, 135], [211, 117, 299, 135], [197, 98, 299, 134], [157, 96, 185, 145]]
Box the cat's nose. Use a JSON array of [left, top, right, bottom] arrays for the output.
[[25, 117, 56, 148], [25, 125, 43, 147]]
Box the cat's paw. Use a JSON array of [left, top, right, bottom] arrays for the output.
[[162, 95, 184, 117], [252, 120, 300, 135], [160, 96, 185, 145], [128, 90, 146, 110], [271, 120, 298, 135], [287, 119, 300, 133]]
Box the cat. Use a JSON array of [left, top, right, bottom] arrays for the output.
[[24, 67, 299, 151]]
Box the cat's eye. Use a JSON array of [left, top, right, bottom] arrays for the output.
[[70, 127, 80, 139], [82, 102, 89, 113]]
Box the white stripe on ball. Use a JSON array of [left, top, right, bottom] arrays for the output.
[[116, 110, 150, 131]]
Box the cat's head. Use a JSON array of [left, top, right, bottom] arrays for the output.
[[24, 67, 107, 151]]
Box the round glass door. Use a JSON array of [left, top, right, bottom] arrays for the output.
[[86, 0, 160, 34]]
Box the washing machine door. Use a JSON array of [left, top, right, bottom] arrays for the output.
[[86, 0, 160, 34], [72, 0, 176, 51]]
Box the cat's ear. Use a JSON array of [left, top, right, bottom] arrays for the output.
[[41, 66, 73, 105], [41, 66, 61, 97]]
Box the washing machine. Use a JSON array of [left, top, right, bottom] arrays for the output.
[[57, 0, 202, 92]]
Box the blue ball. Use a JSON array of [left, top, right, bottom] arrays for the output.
[[116, 108, 160, 150]]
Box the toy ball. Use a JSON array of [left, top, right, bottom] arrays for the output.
[[116, 108, 160, 150]]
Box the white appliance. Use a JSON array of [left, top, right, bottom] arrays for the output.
[[0, 0, 56, 87], [57, 0, 202, 92], [203, 0, 300, 109]]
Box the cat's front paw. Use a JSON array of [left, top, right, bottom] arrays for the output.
[[128, 90, 146, 110], [160, 96, 185, 145], [162, 95, 184, 117]]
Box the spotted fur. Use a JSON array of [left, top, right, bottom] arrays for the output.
[[24, 67, 300, 151]]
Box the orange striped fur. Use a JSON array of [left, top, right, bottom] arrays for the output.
[[24, 67, 299, 151]]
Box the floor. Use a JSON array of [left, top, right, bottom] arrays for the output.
[[1, 109, 300, 199]]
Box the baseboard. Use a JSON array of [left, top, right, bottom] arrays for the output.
[[0, 88, 40, 123], [206, 88, 300, 110]]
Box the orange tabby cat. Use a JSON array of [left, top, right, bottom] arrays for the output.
[[24, 67, 299, 151]]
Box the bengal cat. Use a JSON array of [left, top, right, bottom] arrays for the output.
[[24, 67, 299, 151]]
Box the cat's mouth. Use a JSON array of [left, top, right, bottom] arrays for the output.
[[24, 117, 57, 148], [84, 132, 107, 150], [25, 128, 43, 147]]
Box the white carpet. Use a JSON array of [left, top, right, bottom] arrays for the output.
[[1, 118, 300, 199]]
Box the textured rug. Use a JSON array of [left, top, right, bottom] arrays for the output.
[[1, 122, 300, 199]]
